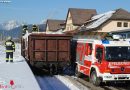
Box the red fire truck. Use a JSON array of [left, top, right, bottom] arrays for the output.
[[75, 35, 130, 86]]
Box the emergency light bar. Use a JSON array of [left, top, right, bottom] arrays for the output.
[[102, 39, 109, 44]]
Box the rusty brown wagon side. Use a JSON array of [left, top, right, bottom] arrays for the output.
[[21, 37, 29, 60], [21, 38, 25, 57], [21, 33, 72, 74]]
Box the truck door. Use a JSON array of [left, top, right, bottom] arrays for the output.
[[96, 47, 103, 63], [95, 45, 105, 73]]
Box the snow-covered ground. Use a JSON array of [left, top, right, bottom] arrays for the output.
[[0, 43, 41, 90]]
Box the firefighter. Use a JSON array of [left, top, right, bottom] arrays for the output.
[[22, 25, 28, 36], [5, 36, 15, 62], [32, 24, 39, 32]]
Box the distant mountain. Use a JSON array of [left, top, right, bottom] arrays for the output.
[[0, 20, 23, 31], [0, 20, 46, 41], [6, 24, 46, 38], [0, 24, 46, 41]]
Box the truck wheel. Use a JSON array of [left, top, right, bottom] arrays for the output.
[[90, 71, 101, 86], [75, 65, 82, 78]]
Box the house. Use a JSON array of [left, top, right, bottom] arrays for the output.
[[45, 19, 65, 34], [63, 8, 97, 33], [80, 8, 130, 33]]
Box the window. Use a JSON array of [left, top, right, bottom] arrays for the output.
[[127, 33, 130, 38], [120, 34, 126, 39], [124, 22, 128, 27], [117, 22, 122, 27], [105, 47, 130, 61], [85, 43, 92, 55], [96, 47, 103, 62]]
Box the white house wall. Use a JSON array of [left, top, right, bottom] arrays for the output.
[[64, 12, 78, 32], [97, 20, 130, 32]]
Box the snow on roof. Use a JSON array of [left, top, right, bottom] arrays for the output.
[[84, 10, 116, 30]]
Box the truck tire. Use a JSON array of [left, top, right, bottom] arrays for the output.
[[75, 65, 82, 78], [90, 71, 101, 86]]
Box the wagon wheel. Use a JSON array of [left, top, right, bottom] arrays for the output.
[[90, 71, 101, 86]]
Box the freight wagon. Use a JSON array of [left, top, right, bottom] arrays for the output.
[[21, 33, 72, 74]]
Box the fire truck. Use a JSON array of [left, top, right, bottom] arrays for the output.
[[75, 33, 130, 86]]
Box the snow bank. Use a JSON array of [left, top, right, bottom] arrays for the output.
[[22, 30, 63, 41]]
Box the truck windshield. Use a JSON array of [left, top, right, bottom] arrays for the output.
[[105, 47, 130, 61]]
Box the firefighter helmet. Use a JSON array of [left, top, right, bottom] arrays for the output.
[[23, 25, 28, 28], [32, 24, 37, 28], [32, 24, 39, 32]]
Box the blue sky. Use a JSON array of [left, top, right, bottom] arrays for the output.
[[0, 0, 130, 24]]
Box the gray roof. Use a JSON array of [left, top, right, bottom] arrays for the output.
[[110, 8, 130, 20], [46, 19, 65, 31]]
